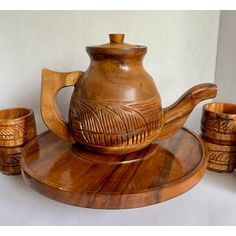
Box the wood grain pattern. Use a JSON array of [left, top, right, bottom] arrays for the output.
[[201, 103, 236, 172], [0, 108, 37, 147], [41, 34, 217, 155], [21, 128, 207, 209]]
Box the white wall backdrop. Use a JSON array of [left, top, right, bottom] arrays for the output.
[[215, 11, 236, 103], [0, 11, 220, 134]]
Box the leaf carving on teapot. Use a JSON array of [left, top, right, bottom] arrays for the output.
[[69, 96, 162, 146]]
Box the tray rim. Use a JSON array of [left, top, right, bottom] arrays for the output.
[[20, 127, 207, 209]]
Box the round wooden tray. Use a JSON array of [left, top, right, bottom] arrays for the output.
[[21, 128, 207, 209]]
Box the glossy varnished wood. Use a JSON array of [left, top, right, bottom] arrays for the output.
[[41, 34, 217, 155], [201, 102, 236, 172], [0, 108, 37, 147], [21, 128, 207, 209]]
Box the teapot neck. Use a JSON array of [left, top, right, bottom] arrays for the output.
[[88, 52, 146, 64], [89, 56, 145, 68], [86, 47, 147, 62]]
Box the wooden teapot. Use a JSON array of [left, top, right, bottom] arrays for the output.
[[41, 34, 217, 154]]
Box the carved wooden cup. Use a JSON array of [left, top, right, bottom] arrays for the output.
[[0, 108, 37, 175], [201, 103, 236, 172], [0, 108, 36, 147]]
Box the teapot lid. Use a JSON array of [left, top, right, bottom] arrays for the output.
[[86, 34, 147, 58]]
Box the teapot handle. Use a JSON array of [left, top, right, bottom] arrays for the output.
[[41, 69, 83, 142]]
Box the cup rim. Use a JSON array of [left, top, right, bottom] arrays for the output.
[[203, 102, 236, 119], [0, 107, 34, 123]]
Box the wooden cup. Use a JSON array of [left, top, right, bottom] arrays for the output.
[[201, 102, 236, 172], [0, 108, 37, 175], [0, 108, 37, 147]]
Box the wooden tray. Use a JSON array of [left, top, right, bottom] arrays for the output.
[[21, 128, 207, 209]]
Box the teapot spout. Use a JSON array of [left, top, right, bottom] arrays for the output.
[[158, 83, 217, 140]]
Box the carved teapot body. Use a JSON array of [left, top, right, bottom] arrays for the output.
[[41, 34, 217, 154]]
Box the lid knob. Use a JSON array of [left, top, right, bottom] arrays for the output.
[[109, 34, 125, 44]]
